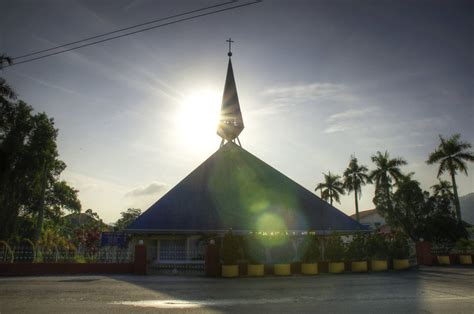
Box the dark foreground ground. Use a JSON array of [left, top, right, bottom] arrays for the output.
[[0, 266, 473, 313]]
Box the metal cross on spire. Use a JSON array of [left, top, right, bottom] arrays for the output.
[[226, 38, 234, 57]]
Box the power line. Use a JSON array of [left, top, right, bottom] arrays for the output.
[[3, 0, 261, 68], [12, 0, 237, 61]]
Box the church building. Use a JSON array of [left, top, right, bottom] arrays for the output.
[[126, 42, 364, 268]]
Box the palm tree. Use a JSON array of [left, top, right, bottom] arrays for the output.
[[370, 151, 407, 202], [315, 171, 345, 206], [427, 134, 474, 222], [431, 180, 454, 200], [0, 54, 16, 99], [343, 156, 370, 222]]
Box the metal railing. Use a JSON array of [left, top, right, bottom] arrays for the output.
[[0, 246, 134, 264]]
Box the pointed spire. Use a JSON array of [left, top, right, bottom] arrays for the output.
[[217, 39, 244, 146]]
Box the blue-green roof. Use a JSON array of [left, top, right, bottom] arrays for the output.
[[127, 142, 365, 233]]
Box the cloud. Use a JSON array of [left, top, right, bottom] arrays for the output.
[[324, 107, 379, 134], [326, 107, 378, 123], [262, 83, 345, 100], [256, 82, 352, 116], [125, 182, 168, 197]]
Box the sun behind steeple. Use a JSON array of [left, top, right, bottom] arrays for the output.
[[217, 38, 244, 147]]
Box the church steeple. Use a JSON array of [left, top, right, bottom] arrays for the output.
[[217, 38, 244, 147]]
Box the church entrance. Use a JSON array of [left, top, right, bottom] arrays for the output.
[[146, 235, 206, 275]]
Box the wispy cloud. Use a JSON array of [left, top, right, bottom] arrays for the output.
[[263, 83, 344, 98], [125, 181, 168, 197], [255, 82, 351, 116], [324, 107, 379, 134]]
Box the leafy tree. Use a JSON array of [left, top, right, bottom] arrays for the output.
[[0, 54, 16, 100], [300, 234, 321, 263], [221, 230, 240, 264], [343, 156, 370, 222], [366, 233, 389, 260], [346, 233, 368, 261], [431, 180, 454, 201], [114, 208, 141, 231], [315, 171, 345, 206], [374, 177, 466, 244], [324, 234, 346, 262], [0, 71, 80, 241], [427, 134, 474, 222], [370, 151, 407, 216]]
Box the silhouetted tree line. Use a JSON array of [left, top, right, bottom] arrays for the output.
[[316, 130, 473, 244], [1, 54, 81, 241]]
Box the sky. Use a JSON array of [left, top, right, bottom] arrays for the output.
[[1, 0, 473, 223]]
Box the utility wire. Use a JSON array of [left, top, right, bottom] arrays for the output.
[[3, 0, 261, 68], [12, 0, 237, 60]]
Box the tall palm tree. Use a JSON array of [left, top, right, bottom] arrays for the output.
[[370, 151, 407, 202], [315, 171, 345, 206], [427, 134, 474, 222], [431, 180, 454, 200], [0, 54, 16, 99], [343, 156, 370, 222]]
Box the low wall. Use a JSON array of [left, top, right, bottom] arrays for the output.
[[0, 263, 134, 276], [0, 244, 148, 276]]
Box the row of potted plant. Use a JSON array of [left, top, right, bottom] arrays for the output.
[[436, 238, 474, 265], [220, 231, 413, 277]]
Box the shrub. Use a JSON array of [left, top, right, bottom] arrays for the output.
[[269, 234, 293, 264], [325, 235, 346, 262], [367, 233, 389, 260], [390, 232, 410, 259], [346, 233, 368, 261], [245, 235, 266, 264], [300, 234, 321, 263], [221, 230, 240, 265], [454, 238, 474, 254]]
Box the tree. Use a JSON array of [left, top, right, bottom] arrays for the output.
[[114, 208, 141, 231], [0, 74, 80, 241], [427, 134, 474, 222], [315, 171, 345, 206], [343, 156, 370, 222], [374, 177, 466, 244], [0, 54, 16, 100], [431, 180, 454, 201], [370, 151, 407, 216]]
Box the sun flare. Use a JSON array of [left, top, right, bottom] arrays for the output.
[[176, 89, 221, 150]]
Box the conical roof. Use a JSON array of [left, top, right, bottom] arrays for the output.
[[127, 142, 364, 233], [216, 59, 244, 141]]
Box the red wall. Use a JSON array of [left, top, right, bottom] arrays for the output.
[[0, 263, 133, 275]]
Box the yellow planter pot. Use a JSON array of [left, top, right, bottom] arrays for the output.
[[301, 263, 318, 275], [437, 255, 450, 265], [351, 261, 368, 273], [222, 265, 239, 278], [328, 262, 345, 274], [371, 260, 388, 272], [274, 263, 291, 276], [247, 264, 264, 277], [393, 259, 409, 270], [459, 255, 472, 265]]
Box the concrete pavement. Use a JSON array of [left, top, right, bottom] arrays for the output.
[[0, 266, 473, 313]]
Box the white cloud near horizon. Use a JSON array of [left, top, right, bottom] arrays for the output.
[[125, 181, 168, 197]]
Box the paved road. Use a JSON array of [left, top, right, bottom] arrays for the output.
[[1, 267, 473, 313]]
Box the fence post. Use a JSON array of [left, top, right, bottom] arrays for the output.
[[205, 240, 219, 277], [134, 242, 147, 275], [416, 241, 432, 266]]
